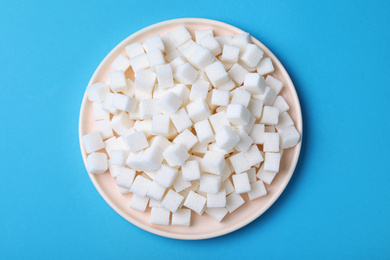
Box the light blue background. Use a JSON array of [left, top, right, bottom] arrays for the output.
[[1, 0, 389, 259]]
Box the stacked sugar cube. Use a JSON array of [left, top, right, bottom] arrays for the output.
[[82, 26, 300, 226]]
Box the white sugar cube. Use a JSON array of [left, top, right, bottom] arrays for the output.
[[226, 104, 250, 125], [209, 111, 231, 132], [104, 136, 120, 156], [221, 44, 240, 63], [102, 93, 117, 114], [170, 108, 192, 133], [264, 152, 281, 173], [161, 33, 176, 52], [110, 111, 133, 135], [156, 64, 174, 89], [83, 131, 105, 153], [273, 95, 290, 114], [188, 47, 215, 70], [139, 145, 164, 171], [248, 180, 267, 200], [231, 33, 252, 51], [199, 34, 221, 56], [275, 112, 294, 130], [170, 56, 186, 72], [150, 135, 171, 151], [125, 131, 149, 152], [239, 114, 255, 134], [195, 29, 213, 43], [110, 150, 129, 165], [247, 99, 264, 119], [181, 160, 201, 181], [277, 125, 300, 149], [180, 41, 200, 59], [174, 63, 199, 85], [95, 119, 113, 140], [266, 75, 283, 95], [186, 99, 211, 122], [215, 35, 232, 49], [134, 88, 152, 100], [245, 144, 264, 167], [192, 142, 208, 155], [231, 88, 251, 107], [257, 164, 277, 185], [151, 114, 170, 136], [134, 69, 156, 94], [199, 173, 221, 194], [253, 86, 277, 106], [183, 190, 207, 215], [222, 178, 235, 195], [157, 92, 182, 113], [112, 54, 131, 71], [129, 53, 149, 73], [215, 125, 240, 150], [211, 89, 229, 106], [87, 83, 109, 103], [154, 164, 178, 188], [147, 181, 166, 201], [116, 167, 136, 188], [234, 128, 253, 152], [129, 194, 149, 212], [233, 172, 251, 194], [229, 152, 251, 174], [217, 79, 236, 91], [220, 162, 233, 182], [149, 199, 163, 208], [189, 79, 210, 101], [243, 73, 266, 95], [93, 102, 110, 121], [173, 172, 192, 192], [123, 78, 135, 97], [163, 143, 189, 167], [226, 192, 245, 213], [150, 207, 170, 225], [205, 207, 229, 222], [173, 129, 198, 150], [87, 152, 107, 174], [171, 26, 192, 46], [239, 44, 263, 67], [250, 124, 265, 144], [172, 208, 191, 226], [169, 84, 190, 105], [247, 167, 256, 182], [207, 189, 226, 208], [125, 42, 145, 58], [130, 175, 152, 197], [112, 93, 137, 113], [165, 49, 181, 62], [147, 48, 166, 68], [133, 120, 153, 137], [201, 151, 226, 175], [208, 142, 233, 156], [109, 70, 127, 93], [260, 106, 279, 125], [194, 119, 214, 144], [263, 132, 280, 152], [161, 189, 184, 213], [228, 63, 248, 87], [256, 57, 274, 76], [205, 61, 229, 87], [145, 35, 165, 52], [108, 160, 121, 178], [139, 99, 154, 119]]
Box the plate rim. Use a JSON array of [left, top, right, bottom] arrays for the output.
[[78, 17, 303, 240]]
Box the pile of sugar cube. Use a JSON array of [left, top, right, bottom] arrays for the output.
[[82, 26, 300, 226]]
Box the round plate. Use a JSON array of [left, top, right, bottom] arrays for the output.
[[79, 18, 302, 240]]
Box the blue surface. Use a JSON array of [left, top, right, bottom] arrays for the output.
[[1, 0, 390, 259]]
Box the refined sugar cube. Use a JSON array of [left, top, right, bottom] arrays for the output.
[[205, 207, 229, 222], [277, 125, 300, 149], [243, 73, 266, 95], [149, 199, 163, 208], [161, 189, 184, 212], [116, 167, 136, 188], [109, 70, 127, 93], [275, 112, 294, 130], [110, 111, 133, 135], [250, 124, 265, 144], [239, 114, 255, 134], [83, 131, 105, 153], [87, 152, 107, 174], [169, 84, 190, 105], [194, 119, 214, 144], [87, 83, 109, 103], [217, 79, 236, 91], [247, 99, 264, 119], [215, 125, 240, 150], [260, 106, 279, 125], [207, 189, 226, 208], [125, 131, 149, 152], [263, 132, 280, 152], [205, 61, 229, 87], [201, 151, 226, 175], [228, 63, 249, 86], [171, 26, 192, 46], [181, 160, 201, 181], [150, 135, 171, 151], [123, 78, 135, 97], [253, 86, 277, 106], [186, 99, 211, 122], [110, 150, 129, 165], [192, 142, 208, 155], [215, 35, 232, 49], [129, 53, 149, 73], [226, 104, 250, 125], [174, 63, 199, 85], [256, 57, 274, 76], [247, 180, 267, 200], [257, 164, 277, 185], [150, 207, 170, 225], [247, 167, 256, 182], [112, 93, 137, 113], [147, 181, 166, 201], [93, 102, 110, 121], [199, 173, 221, 194], [129, 194, 149, 212], [95, 119, 113, 140], [221, 44, 240, 64], [157, 92, 182, 113], [222, 178, 235, 195], [139, 99, 154, 119], [154, 164, 178, 188], [173, 129, 198, 150], [195, 29, 213, 43], [133, 120, 153, 137], [163, 143, 189, 167], [183, 190, 207, 215], [147, 48, 166, 68], [170, 56, 186, 72], [180, 41, 200, 59], [165, 49, 181, 62], [273, 95, 290, 114], [112, 54, 131, 71], [104, 136, 121, 156], [211, 89, 229, 106], [145, 35, 165, 52], [229, 152, 251, 174], [188, 47, 215, 70], [234, 128, 253, 152], [108, 160, 121, 178], [220, 162, 233, 182], [161, 33, 176, 52], [173, 172, 192, 192], [134, 69, 156, 94], [151, 114, 170, 136], [231, 33, 251, 51], [170, 108, 192, 133], [245, 144, 264, 167], [125, 42, 145, 58], [208, 142, 233, 156], [172, 208, 191, 226], [135, 88, 152, 100], [130, 175, 152, 197], [239, 43, 263, 67], [209, 111, 231, 132], [232, 172, 251, 194], [102, 92, 117, 114], [199, 34, 221, 56], [226, 192, 245, 213], [189, 79, 210, 101], [156, 64, 174, 89], [264, 152, 281, 173], [231, 88, 251, 107], [266, 75, 283, 95]]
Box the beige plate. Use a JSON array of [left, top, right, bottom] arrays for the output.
[[79, 18, 302, 240]]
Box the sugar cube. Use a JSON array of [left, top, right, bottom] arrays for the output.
[[130, 53, 150, 73], [256, 57, 274, 76], [199, 34, 221, 56], [226, 104, 250, 125], [226, 192, 245, 213], [205, 207, 229, 222], [173, 129, 198, 150], [186, 99, 211, 123], [181, 160, 201, 181], [195, 29, 213, 43], [174, 63, 199, 85], [266, 75, 283, 95], [87, 83, 109, 103], [109, 70, 127, 93], [189, 79, 210, 101], [229, 152, 251, 174], [260, 106, 279, 125], [239, 44, 263, 67], [134, 69, 156, 94], [171, 26, 192, 46], [215, 125, 240, 150], [170, 108, 192, 133], [247, 180, 267, 200], [207, 189, 226, 208], [161, 189, 184, 212], [201, 151, 226, 175], [151, 114, 170, 136], [150, 207, 170, 225], [263, 132, 280, 152], [257, 164, 277, 185], [172, 208, 191, 226], [245, 144, 264, 167], [234, 128, 253, 152], [183, 190, 207, 215], [277, 125, 300, 149], [83, 131, 105, 153], [231, 88, 251, 107], [112, 54, 131, 71], [156, 64, 174, 89], [205, 61, 229, 87], [130, 175, 152, 197], [87, 152, 107, 174], [243, 73, 266, 95], [112, 93, 137, 113], [228, 63, 249, 86], [194, 119, 214, 144], [147, 181, 166, 201], [173, 172, 192, 193], [110, 150, 129, 165], [199, 173, 221, 194], [157, 92, 182, 113], [110, 111, 134, 135], [147, 48, 166, 68], [154, 164, 178, 188], [163, 143, 189, 167], [93, 102, 110, 121], [264, 152, 281, 173]]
